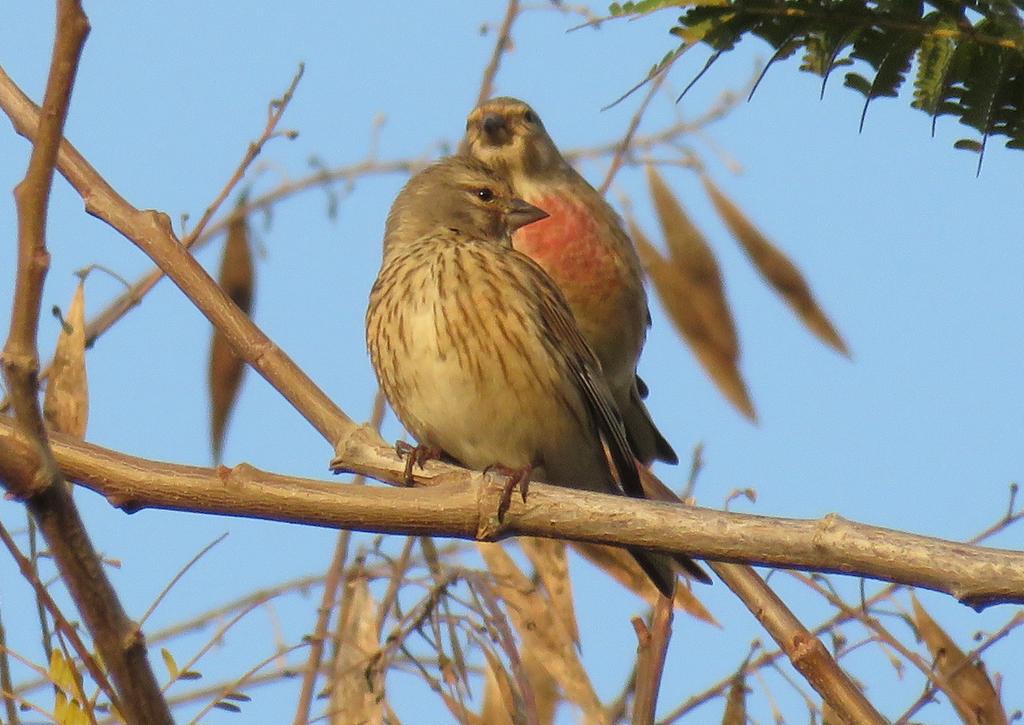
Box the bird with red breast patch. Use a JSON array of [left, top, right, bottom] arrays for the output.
[[461, 97, 677, 467]]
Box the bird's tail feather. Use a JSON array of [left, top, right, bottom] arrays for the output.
[[636, 467, 713, 585], [630, 549, 679, 599], [621, 383, 678, 466]]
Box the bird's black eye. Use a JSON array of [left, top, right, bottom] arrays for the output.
[[476, 188, 495, 202], [523, 110, 537, 123]]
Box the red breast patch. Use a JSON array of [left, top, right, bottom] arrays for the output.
[[513, 194, 617, 291]]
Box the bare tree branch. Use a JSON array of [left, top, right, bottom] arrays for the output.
[[790, 571, 975, 716], [183, 64, 304, 249], [0, 3, 172, 722], [0, 607, 16, 725], [2, 418, 1022, 611], [714, 561, 882, 723]]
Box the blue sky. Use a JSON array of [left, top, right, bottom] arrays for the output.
[[1, 2, 1021, 723]]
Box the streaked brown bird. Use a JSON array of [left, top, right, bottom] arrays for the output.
[[461, 97, 677, 467], [366, 156, 708, 595]]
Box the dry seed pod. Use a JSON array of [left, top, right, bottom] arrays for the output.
[[647, 166, 739, 359], [702, 176, 850, 357], [477, 542, 604, 721], [721, 673, 747, 725], [479, 648, 519, 725], [632, 218, 757, 421], [911, 594, 1007, 725], [480, 645, 557, 725], [520, 646, 559, 725], [331, 576, 383, 724], [519, 538, 580, 645], [44, 280, 89, 439], [208, 214, 254, 461]]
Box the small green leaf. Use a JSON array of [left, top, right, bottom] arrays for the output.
[[843, 72, 872, 95], [954, 138, 983, 151], [913, 14, 958, 115]]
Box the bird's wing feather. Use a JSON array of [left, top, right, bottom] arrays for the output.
[[520, 254, 645, 499]]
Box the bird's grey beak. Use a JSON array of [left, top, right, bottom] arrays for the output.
[[481, 113, 510, 145], [506, 198, 548, 231]]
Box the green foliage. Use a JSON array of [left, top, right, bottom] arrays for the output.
[[609, 0, 694, 16], [612, 0, 1024, 163]]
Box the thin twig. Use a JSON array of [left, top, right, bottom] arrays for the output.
[[375, 539, 417, 639], [291, 526, 351, 725], [183, 64, 303, 250], [26, 516, 53, 670], [139, 533, 229, 627], [606, 664, 639, 723], [188, 642, 309, 725], [599, 69, 670, 194], [632, 598, 674, 725], [476, 0, 521, 107], [895, 608, 1023, 723], [0, 521, 118, 710], [161, 598, 269, 695], [0, 607, 19, 725]]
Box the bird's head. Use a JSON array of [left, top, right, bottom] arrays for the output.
[[460, 97, 562, 178], [384, 156, 548, 250]]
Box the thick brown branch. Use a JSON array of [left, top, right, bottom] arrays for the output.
[[790, 570, 974, 717], [2, 0, 89, 483], [4, 418, 1022, 610]]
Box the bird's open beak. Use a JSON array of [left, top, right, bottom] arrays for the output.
[[481, 113, 511, 145], [506, 198, 548, 231]]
